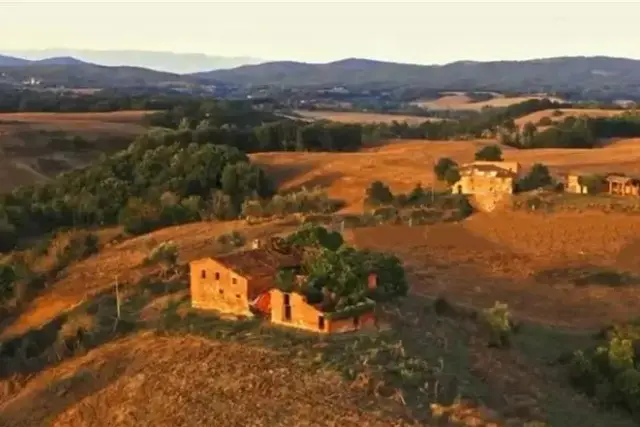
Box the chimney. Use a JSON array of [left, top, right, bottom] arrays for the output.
[[252, 239, 261, 249], [368, 273, 377, 290]]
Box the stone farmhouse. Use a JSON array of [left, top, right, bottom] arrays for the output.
[[189, 239, 377, 334], [565, 174, 590, 194], [452, 161, 522, 195]]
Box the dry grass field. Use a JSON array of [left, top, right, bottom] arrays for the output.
[[515, 108, 625, 127], [0, 333, 411, 427], [412, 93, 566, 111], [293, 110, 435, 125], [0, 111, 152, 192], [252, 138, 640, 212]]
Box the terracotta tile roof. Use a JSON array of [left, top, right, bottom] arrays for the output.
[[213, 247, 301, 278]]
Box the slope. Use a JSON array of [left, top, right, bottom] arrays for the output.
[[201, 56, 640, 98], [251, 139, 640, 212]]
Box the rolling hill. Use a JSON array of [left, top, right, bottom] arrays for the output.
[[201, 56, 640, 99]]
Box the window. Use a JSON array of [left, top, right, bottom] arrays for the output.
[[219, 288, 224, 295], [318, 315, 325, 330], [215, 272, 220, 280], [201, 270, 206, 279], [232, 277, 237, 284], [353, 316, 360, 328], [236, 294, 241, 299], [283, 293, 290, 305]]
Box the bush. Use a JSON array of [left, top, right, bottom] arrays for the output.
[[483, 301, 512, 348], [444, 167, 461, 185], [434, 158, 458, 181], [537, 116, 554, 126], [365, 181, 394, 206], [241, 187, 343, 219], [217, 231, 246, 248], [474, 145, 503, 161], [517, 163, 553, 192]]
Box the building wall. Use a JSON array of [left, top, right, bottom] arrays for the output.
[[271, 289, 326, 333], [327, 311, 377, 334], [453, 175, 513, 195], [566, 176, 588, 194], [270, 289, 377, 334], [190, 258, 251, 316]]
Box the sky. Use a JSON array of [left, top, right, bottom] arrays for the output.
[[2, 1, 640, 65]]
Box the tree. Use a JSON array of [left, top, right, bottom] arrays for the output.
[[434, 158, 458, 181], [365, 181, 394, 206], [522, 122, 537, 146], [474, 145, 503, 161], [444, 168, 461, 185], [517, 163, 553, 192], [145, 241, 179, 280]]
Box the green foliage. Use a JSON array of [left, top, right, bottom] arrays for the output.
[[444, 167, 461, 185], [0, 218, 17, 252], [285, 224, 344, 252], [241, 187, 343, 219], [145, 241, 179, 269], [517, 163, 553, 192], [538, 116, 554, 126], [568, 322, 640, 418], [365, 181, 394, 206], [474, 145, 503, 161], [217, 231, 246, 248], [483, 301, 512, 348], [274, 268, 296, 292], [434, 158, 459, 181], [0, 262, 16, 300]]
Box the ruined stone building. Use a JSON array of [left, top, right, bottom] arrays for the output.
[[269, 288, 376, 334], [565, 174, 590, 194], [189, 242, 301, 316], [451, 161, 521, 195], [606, 175, 640, 196]]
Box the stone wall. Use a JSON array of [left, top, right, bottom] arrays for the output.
[[190, 259, 251, 316]]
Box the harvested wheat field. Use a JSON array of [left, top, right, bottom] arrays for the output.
[[0, 333, 411, 427], [345, 210, 640, 329], [412, 93, 566, 111], [252, 139, 640, 212], [294, 110, 435, 125], [515, 108, 625, 127]]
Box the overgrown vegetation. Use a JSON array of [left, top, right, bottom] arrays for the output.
[[568, 322, 640, 420], [241, 186, 343, 220]]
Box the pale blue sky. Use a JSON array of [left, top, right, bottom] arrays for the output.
[[1, 1, 639, 64]]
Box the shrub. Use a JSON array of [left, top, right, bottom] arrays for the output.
[[444, 167, 461, 185], [483, 301, 512, 348], [434, 158, 458, 181], [517, 163, 553, 192], [474, 145, 503, 161], [551, 109, 564, 117], [365, 181, 394, 206], [145, 241, 179, 279], [0, 219, 17, 252], [537, 116, 553, 126], [217, 231, 246, 248], [241, 187, 343, 219]]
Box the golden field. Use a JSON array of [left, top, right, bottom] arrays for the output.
[[293, 110, 435, 125], [411, 93, 566, 111], [252, 139, 640, 212], [515, 108, 625, 127]]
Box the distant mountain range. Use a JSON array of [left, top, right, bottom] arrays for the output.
[[201, 56, 640, 97], [0, 49, 264, 74], [3, 53, 640, 99]]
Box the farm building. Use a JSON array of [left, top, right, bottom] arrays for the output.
[[606, 175, 640, 196], [269, 288, 377, 334], [452, 161, 521, 195], [189, 240, 301, 316], [565, 174, 590, 194]]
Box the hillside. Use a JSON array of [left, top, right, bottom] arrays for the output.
[[251, 139, 640, 212], [0, 63, 198, 88], [2, 49, 265, 74], [201, 56, 640, 99], [0, 111, 151, 191]]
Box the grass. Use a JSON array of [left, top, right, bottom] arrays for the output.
[[411, 93, 567, 111], [293, 110, 437, 125]]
